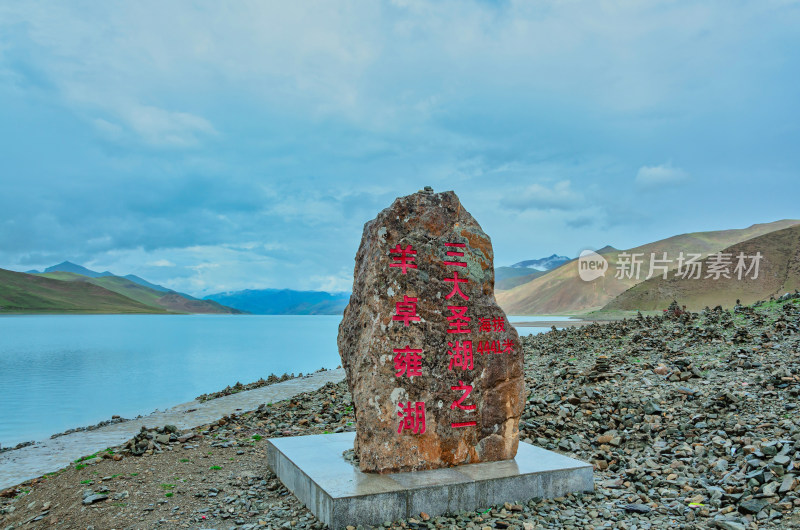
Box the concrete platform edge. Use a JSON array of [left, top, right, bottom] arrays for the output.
[[267, 432, 593, 530]]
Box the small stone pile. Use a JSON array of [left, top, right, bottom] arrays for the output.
[[120, 425, 194, 456], [196, 372, 300, 402]]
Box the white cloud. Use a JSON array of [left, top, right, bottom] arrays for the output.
[[1, 1, 798, 293], [92, 118, 123, 140], [636, 163, 689, 188], [2, 1, 771, 136], [507, 180, 583, 211], [309, 273, 352, 293], [123, 105, 217, 148], [148, 259, 174, 267]]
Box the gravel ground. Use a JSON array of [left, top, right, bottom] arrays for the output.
[[1, 296, 799, 529]]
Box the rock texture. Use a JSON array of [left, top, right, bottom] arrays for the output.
[[338, 188, 525, 473]]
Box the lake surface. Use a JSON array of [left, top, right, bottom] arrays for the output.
[[0, 314, 556, 447]]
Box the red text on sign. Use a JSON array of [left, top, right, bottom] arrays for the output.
[[389, 244, 417, 274], [392, 295, 421, 326], [444, 271, 469, 301], [450, 380, 476, 411], [393, 346, 423, 378], [443, 242, 467, 267], [397, 401, 426, 434], [448, 340, 474, 371], [446, 306, 471, 334]]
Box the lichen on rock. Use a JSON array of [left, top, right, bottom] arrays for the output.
[[338, 188, 526, 473]]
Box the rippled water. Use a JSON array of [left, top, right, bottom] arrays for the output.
[[0, 314, 343, 447], [0, 313, 555, 447]]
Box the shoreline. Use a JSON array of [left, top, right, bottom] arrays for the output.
[[0, 367, 338, 454], [513, 319, 615, 328], [0, 368, 346, 490]]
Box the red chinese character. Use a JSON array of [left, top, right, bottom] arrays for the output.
[[450, 380, 476, 410], [389, 244, 417, 274], [393, 346, 423, 378], [392, 295, 421, 326], [479, 318, 491, 332], [444, 242, 467, 267], [502, 339, 514, 353], [492, 318, 505, 332], [447, 340, 474, 371], [446, 306, 471, 334], [451, 421, 477, 428], [444, 271, 469, 301], [397, 401, 426, 434]]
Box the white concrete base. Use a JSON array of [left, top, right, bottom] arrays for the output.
[[267, 432, 593, 529]]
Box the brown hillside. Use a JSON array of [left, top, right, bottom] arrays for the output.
[[604, 224, 800, 311], [497, 219, 800, 315]]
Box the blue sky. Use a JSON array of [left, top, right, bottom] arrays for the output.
[[1, 1, 798, 295]]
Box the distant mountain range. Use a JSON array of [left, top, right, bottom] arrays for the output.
[[496, 219, 800, 315], [509, 254, 571, 271], [0, 262, 240, 314], [204, 289, 350, 315], [28, 261, 183, 295], [4, 261, 350, 315], [495, 254, 572, 290], [8, 220, 797, 316]]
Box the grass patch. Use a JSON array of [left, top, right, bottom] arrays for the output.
[[165, 492, 174, 498], [180, 458, 191, 463], [251, 434, 263, 442], [75, 464, 86, 471], [0, 268, 171, 314], [160, 484, 175, 490], [80, 480, 92, 484], [209, 465, 222, 470]]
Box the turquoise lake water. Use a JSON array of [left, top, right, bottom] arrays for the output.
[[0, 314, 559, 447]]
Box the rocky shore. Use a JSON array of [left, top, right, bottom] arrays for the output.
[[195, 371, 313, 403], [1, 297, 799, 529]]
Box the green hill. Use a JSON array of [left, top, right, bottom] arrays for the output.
[[0, 268, 171, 314], [36, 271, 242, 314]]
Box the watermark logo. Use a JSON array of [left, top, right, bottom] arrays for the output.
[[578, 249, 608, 282], [576, 250, 763, 282]]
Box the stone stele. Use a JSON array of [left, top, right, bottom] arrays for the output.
[[338, 188, 525, 473]]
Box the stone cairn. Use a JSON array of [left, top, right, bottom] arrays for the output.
[[338, 188, 526, 473]]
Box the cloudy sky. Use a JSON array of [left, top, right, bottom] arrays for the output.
[[1, 1, 798, 296]]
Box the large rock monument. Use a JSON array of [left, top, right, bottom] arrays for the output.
[[338, 188, 526, 473]]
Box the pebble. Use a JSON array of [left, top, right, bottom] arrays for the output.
[[2, 299, 800, 528]]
